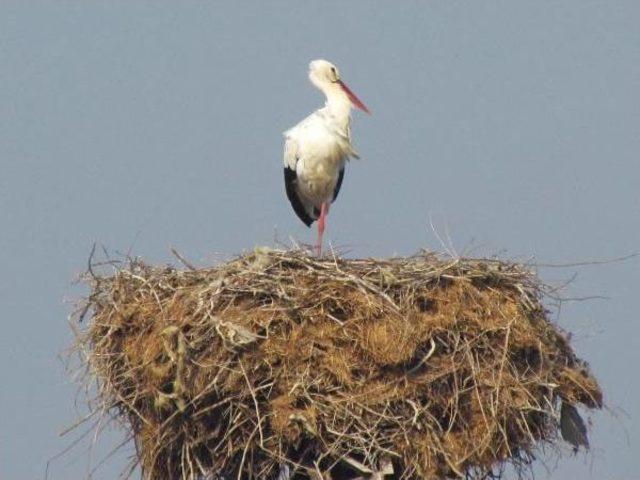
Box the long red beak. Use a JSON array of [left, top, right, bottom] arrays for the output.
[[337, 79, 370, 114]]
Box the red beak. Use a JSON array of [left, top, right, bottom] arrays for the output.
[[337, 79, 370, 114]]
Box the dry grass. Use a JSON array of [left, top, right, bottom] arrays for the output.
[[71, 248, 602, 479]]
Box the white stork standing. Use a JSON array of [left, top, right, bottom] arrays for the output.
[[283, 59, 370, 256]]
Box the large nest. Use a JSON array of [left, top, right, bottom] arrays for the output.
[[73, 248, 602, 479]]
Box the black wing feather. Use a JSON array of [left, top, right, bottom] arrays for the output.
[[284, 167, 314, 227], [332, 167, 345, 202]]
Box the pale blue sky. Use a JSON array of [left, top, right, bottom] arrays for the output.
[[1, 2, 638, 479]]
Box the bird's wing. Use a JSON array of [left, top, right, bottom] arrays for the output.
[[332, 166, 345, 202], [283, 132, 299, 170], [283, 135, 314, 227]]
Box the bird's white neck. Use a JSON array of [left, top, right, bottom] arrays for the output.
[[322, 84, 352, 128]]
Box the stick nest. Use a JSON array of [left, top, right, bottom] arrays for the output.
[[74, 248, 602, 479]]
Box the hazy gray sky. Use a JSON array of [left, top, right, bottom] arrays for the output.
[[1, 2, 638, 479]]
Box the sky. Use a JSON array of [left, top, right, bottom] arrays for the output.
[[1, 1, 638, 479]]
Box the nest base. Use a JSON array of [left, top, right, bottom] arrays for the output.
[[75, 249, 602, 479]]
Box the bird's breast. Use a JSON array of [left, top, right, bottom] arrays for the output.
[[295, 140, 346, 205]]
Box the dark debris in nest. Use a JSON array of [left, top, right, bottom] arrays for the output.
[[71, 248, 602, 479]]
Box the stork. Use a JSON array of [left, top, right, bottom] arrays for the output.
[[283, 59, 370, 256]]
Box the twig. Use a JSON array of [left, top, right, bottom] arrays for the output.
[[170, 247, 197, 271]]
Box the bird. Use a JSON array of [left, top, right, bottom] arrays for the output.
[[283, 59, 370, 256], [560, 401, 589, 452]]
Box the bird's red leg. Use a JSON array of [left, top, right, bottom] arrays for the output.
[[316, 202, 328, 256]]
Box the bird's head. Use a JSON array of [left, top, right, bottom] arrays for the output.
[[308, 59, 370, 114], [309, 59, 341, 84]]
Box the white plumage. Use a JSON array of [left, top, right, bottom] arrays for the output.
[[283, 59, 369, 255]]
